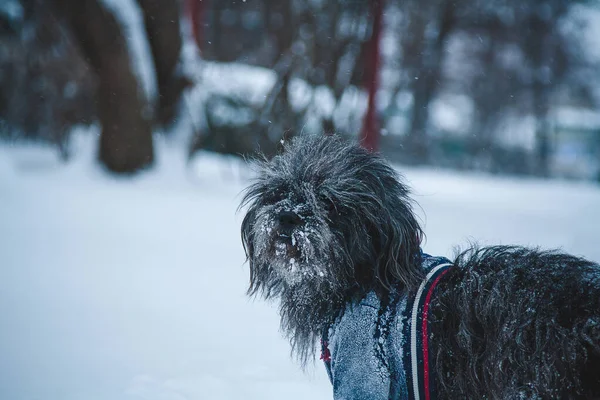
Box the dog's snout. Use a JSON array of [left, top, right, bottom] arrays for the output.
[[278, 211, 301, 231]]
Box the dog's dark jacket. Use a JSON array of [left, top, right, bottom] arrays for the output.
[[323, 253, 450, 400]]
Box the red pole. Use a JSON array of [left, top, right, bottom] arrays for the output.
[[360, 0, 384, 152], [187, 0, 205, 52]]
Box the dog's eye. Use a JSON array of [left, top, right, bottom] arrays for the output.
[[320, 196, 338, 216], [266, 187, 286, 203]]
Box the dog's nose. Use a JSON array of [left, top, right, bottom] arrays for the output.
[[278, 211, 301, 232]]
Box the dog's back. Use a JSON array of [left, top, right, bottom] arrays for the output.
[[430, 246, 600, 399]]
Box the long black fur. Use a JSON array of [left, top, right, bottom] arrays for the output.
[[432, 246, 600, 398], [240, 134, 600, 397]]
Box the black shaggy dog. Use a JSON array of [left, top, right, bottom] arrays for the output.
[[240, 135, 600, 399]]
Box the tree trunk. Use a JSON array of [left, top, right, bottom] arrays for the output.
[[526, 14, 553, 177], [137, 0, 190, 126], [470, 33, 499, 168], [360, 0, 384, 152], [52, 0, 153, 173], [404, 0, 454, 164], [533, 85, 551, 177]]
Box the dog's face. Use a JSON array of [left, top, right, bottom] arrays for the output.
[[241, 146, 350, 294], [241, 135, 424, 300], [246, 183, 334, 286]]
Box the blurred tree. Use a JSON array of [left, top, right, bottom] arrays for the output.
[[0, 0, 96, 158], [192, 0, 372, 158], [459, 0, 577, 175], [186, 0, 598, 178], [391, 0, 594, 175], [137, 0, 191, 127], [297, 0, 369, 135], [360, 0, 384, 151], [520, 1, 571, 177], [400, 0, 457, 164], [51, 0, 154, 173]]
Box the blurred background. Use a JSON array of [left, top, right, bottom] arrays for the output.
[[1, 0, 600, 178], [1, 1, 599, 399]]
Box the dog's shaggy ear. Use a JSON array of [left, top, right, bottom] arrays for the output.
[[240, 206, 256, 291], [239, 178, 273, 298], [345, 151, 424, 292], [372, 176, 424, 291]]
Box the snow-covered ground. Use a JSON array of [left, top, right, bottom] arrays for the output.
[[1, 133, 599, 400]]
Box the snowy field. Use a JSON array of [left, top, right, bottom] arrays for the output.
[[1, 134, 599, 400]]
